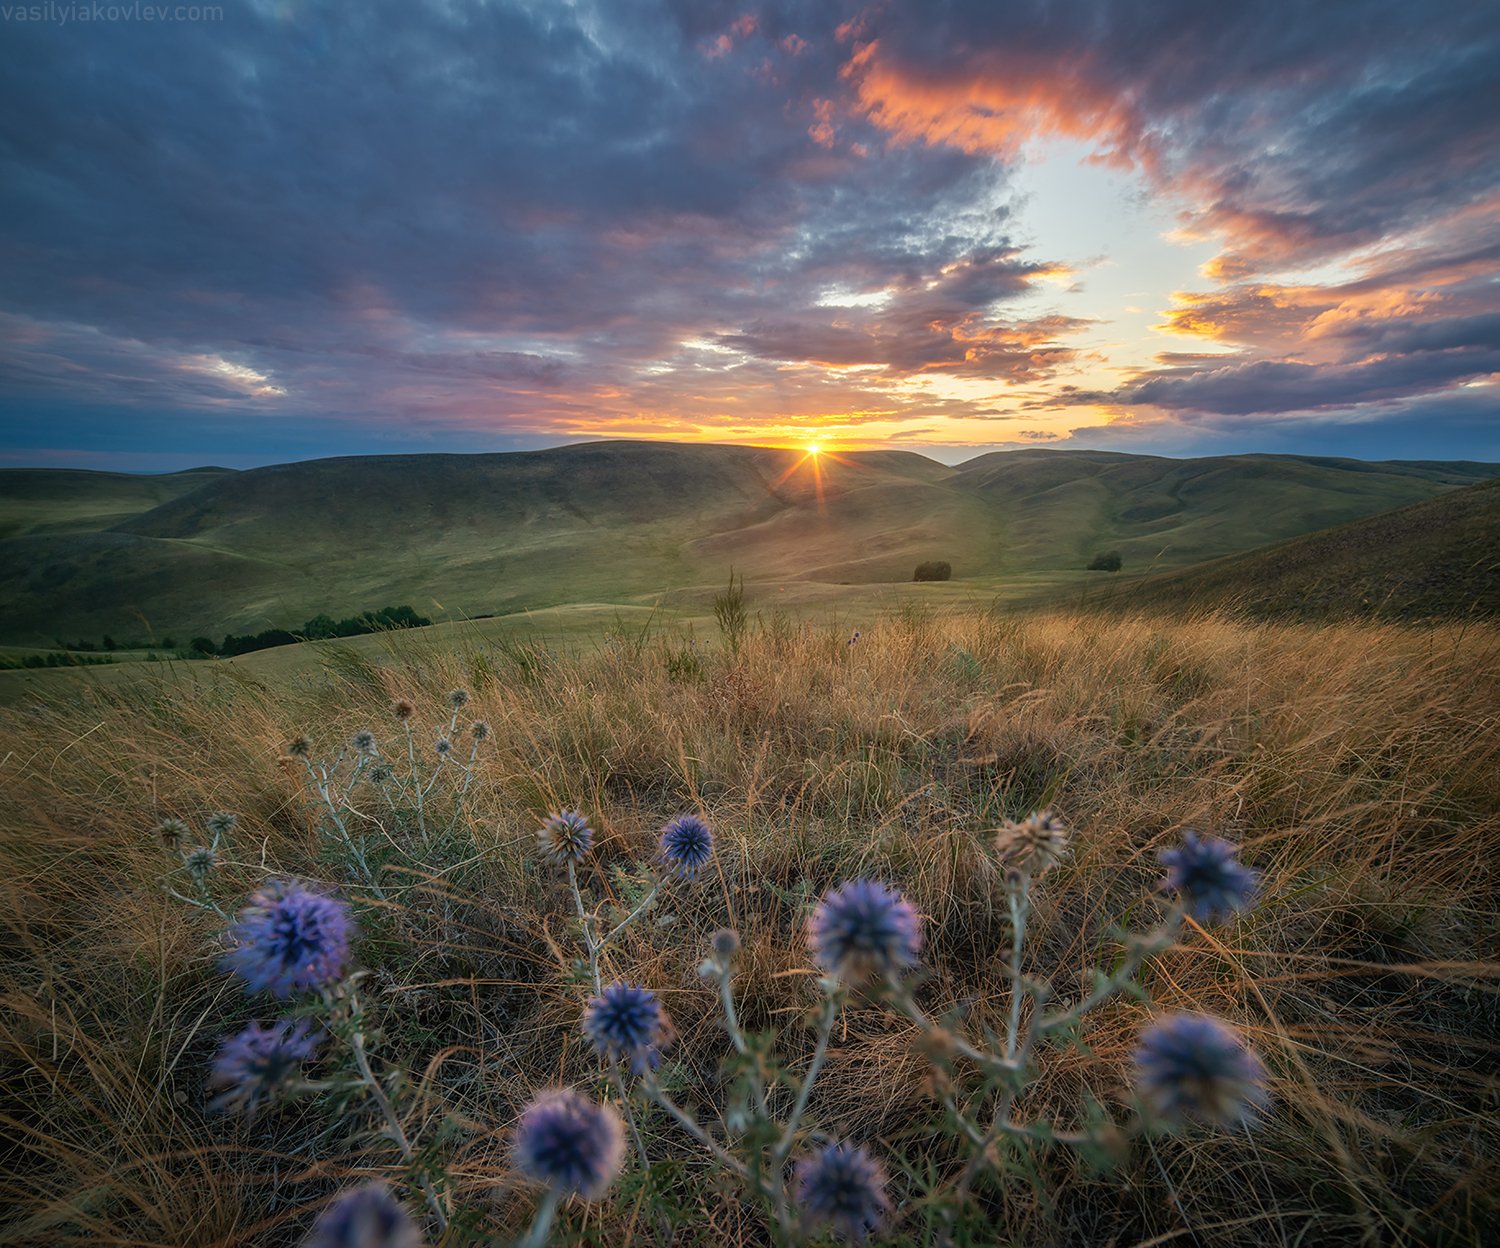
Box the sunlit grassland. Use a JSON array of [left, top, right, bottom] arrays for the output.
[[0, 572, 1096, 706], [1, 607, 1496, 1245]]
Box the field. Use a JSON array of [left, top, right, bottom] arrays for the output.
[[2, 443, 1494, 649], [2, 606, 1496, 1246]]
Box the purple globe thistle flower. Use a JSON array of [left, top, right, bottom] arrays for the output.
[[538, 810, 594, 867], [287, 735, 313, 758], [470, 719, 491, 742], [447, 687, 470, 709], [794, 1141, 890, 1242], [223, 880, 352, 998], [1160, 831, 1259, 922], [351, 730, 377, 755], [391, 697, 415, 722], [809, 878, 922, 986], [1133, 1013, 1269, 1128], [305, 1183, 421, 1248], [584, 983, 665, 1075], [434, 737, 453, 758], [207, 1018, 320, 1118], [658, 813, 714, 880], [513, 1089, 625, 1199]]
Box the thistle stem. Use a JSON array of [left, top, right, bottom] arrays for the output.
[[515, 1188, 561, 1248], [567, 861, 603, 994], [602, 883, 660, 946], [445, 740, 481, 836], [608, 1057, 651, 1170], [773, 989, 838, 1166], [164, 881, 229, 919], [885, 983, 1020, 1077], [1005, 877, 1030, 1060], [1038, 908, 1183, 1033], [341, 989, 449, 1233], [717, 966, 770, 1116], [404, 720, 427, 845], [640, 1075, 749, 1180]]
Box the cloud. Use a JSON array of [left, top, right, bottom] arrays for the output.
[[0, 0, 1495, 463], [841, 1, 1500, 276]]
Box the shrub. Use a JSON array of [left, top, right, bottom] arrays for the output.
[[913, 560, 952, 581], [1087, 550, 1123, 571]]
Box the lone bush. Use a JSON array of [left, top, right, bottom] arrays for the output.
[[913, 560, 952, 582], [1087, 550, 1123, 572]]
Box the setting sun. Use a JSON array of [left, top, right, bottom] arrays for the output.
[[807, 443, 822, 456]]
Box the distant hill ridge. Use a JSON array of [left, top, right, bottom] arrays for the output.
[[1087, 475, 1500, 621], [0, 441, 1495, 644]]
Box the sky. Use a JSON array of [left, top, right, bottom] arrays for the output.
[[1, 0, 1497, 470]]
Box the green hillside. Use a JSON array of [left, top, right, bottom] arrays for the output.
[[0, 466, 233, 539], [948, 449, 1496, 569], [0, 442, 1495, 646], [1084, 476, 1500, 621]]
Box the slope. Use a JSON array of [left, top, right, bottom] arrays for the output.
[[1090, 476, 1500, 620]]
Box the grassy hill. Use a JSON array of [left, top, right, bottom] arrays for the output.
[[0, 466, 233, 540], [948, 449, 1496, 569], [1087, 476, 1500, 621], [0, 442, 1495, 646]]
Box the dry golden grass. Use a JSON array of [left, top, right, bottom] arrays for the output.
[[1, 608, 1497, 1246]]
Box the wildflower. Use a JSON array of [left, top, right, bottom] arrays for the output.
[[185, 845, 216, 878], [1133, 1013, 1269, 1128], [794, 1141, 890, 1242], [287, 735, 312, 758], [584, 983, 665, 1074], [223, 880, 352, 998], [710, 928, 741, 962], [447, 687, 470, 709], [205, 811, 238, 839], [994, 810, 1070, 877], [659, 813, 714, 880], [513, 1089, 625, 1199], [369, 762, 394, 785], [847, 629, 860, 646], [391, 698, 415, 721], [470, 719, 491, 742], [1160, 831, 1259, 921], [305, 1183, 421, 1248], [207, 1018, 320, 1118], [434, 737, 453, 757], [538, 810, 594, 867], [155, 817, 190, 852], [809, 879, 921, 986], [351, 730, 377, 755]]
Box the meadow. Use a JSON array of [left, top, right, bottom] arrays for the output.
[[2, 604, 1496, 1246]]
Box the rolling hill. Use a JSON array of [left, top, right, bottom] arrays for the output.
[[0, 442, 1495, 645], [1084, 475, 1500, 621]]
